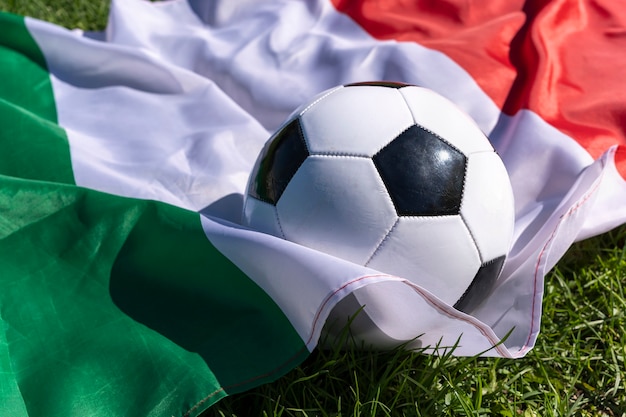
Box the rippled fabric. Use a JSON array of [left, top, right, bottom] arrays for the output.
[[333, 0, 626, 176]]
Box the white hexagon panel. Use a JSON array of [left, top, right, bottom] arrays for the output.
[[277, 155, 397, 265], [366, 215, 482, 306], [299, 85, 414, 156]]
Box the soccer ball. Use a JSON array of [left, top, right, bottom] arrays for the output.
[[242, 82, 515, 313]]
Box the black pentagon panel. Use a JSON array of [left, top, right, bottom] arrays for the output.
[[344, 81, 411, 89], [248, 118, 309, 205], [373, 124, 466, 216], [454, 255, 505, 313]]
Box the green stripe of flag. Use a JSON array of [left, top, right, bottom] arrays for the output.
[[0, 12, 73, 184], [1, 176, 307, 415], [0, 13, 307, 416]]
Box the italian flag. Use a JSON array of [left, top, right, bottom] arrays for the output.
[[1, 0, 625, 415]]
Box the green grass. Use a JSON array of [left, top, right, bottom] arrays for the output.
[[0, 0, 109, 30], [2, 2, 625, 416]]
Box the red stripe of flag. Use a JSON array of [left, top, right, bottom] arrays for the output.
[[331, 0, 626, 178]]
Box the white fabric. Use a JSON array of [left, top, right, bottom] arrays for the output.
[[26, 0, 626, 357], [202, 216, 393, 350]]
